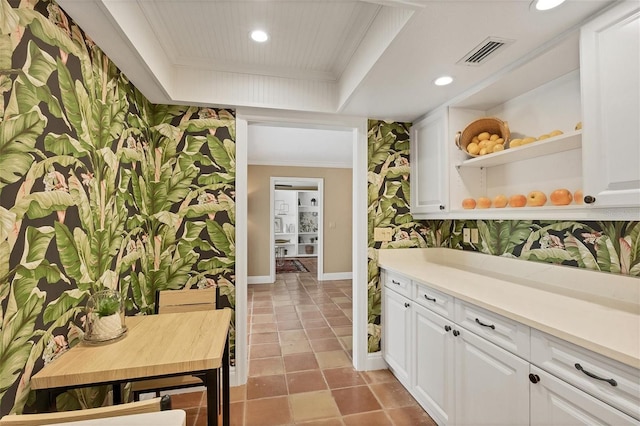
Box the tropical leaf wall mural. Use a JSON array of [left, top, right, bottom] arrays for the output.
[[367, 119, 639, 353], [1, 0, 236, 415]]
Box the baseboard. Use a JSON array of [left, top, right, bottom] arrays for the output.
[[320, 272, 352, 281], [247, 275, 272, 284], [365, 351, 389, 371]]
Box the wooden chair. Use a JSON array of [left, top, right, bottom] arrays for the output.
[[132, 287, 219, 399], [0, 396, 171, 425]]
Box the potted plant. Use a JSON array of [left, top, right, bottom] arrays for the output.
[[85, 289, 125, 342]]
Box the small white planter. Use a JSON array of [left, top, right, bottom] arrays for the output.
[[84, 289, 126, 343], [90, 313, 123, 341]]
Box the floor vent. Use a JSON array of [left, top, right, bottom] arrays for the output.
[[457, 37, 514, 66]]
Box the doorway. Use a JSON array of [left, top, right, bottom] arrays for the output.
[[235, 110, 369, 387], [271, 177, 324, 283]]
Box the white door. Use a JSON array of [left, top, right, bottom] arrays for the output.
[[454, 328, 529, 426], [410, 108, 448, 214], [413, 303, 455, 426], [581, 1, 640, 208], [382, 288, 412, 386], [530, 366, 638, 426]]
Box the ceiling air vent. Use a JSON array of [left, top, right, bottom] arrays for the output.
[[457, 37, 514, 66]]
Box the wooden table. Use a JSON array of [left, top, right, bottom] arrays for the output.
[[49, 409, 187, 426], [31, 309, 232, 426]]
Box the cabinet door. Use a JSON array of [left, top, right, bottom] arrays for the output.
[[382, 288, 412, 386], [410, 108, 448, 215], [455, 328, 529, 426], [413, 304, 455, 426], [581, 1, 640, 208], [530, 366, 639, 426]]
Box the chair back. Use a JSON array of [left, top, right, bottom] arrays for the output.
[[0, 396, 170, 426], [156, 287, 218, 314]]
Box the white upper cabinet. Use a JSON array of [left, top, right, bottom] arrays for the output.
[[410, 2, 640, 221], [580, 1, 640, 209], [410, 108, 449, 214]]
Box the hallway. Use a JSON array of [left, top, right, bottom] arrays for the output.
[[173, 262, 435, 425]]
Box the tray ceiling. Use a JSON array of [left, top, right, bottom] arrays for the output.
[[57, 0, 613, 122]]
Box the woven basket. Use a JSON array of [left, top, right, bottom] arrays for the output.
[[455, 117, 510, 157]]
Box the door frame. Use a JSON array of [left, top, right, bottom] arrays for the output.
[[234, 108, 370, 385], [270, 177, 324, 283]]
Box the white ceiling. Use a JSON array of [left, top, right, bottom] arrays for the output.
[[56, 0, 613, 167], [57, 0, 614, 123]]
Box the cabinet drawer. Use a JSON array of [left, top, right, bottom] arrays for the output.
[[383, 270, 412, 298], [531, 329, 640, 420], [455, 300, 530, 359], [414, 282, 454, 320]]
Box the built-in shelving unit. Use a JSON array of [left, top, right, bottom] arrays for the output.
[[274, 189, 319, 258], [456, 131, 582, 169]]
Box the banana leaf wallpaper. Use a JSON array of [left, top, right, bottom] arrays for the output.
[[367, 119, 640, 353], [1, 0, 236, 415]]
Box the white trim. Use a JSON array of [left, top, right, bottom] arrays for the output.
[[234, 118, 249, 386], [366, 351, 389, 371], [237, 108, 369, 383], [247, 275, 273, 284], [320, 272, 353, 281], [248, 160, 353, 169], [352, 121, 369, 371]]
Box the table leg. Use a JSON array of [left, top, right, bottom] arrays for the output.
[[112, 383, 122, 404], [205, 369, 219, 426], [223, 337, 230, 426]]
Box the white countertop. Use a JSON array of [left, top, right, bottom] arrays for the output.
[[377, 248, 640, 369]]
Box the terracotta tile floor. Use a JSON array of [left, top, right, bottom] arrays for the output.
[[172, 259, 436, 425]]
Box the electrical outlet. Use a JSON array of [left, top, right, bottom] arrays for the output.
[[374, 227, 393, 242], [463, 228, 471, 243], [471, 228, 479, 244]]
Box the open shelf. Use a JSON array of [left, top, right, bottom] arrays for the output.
[[457, 131, 581, 169]]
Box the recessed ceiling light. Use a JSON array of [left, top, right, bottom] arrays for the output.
[[250, 30, 269, 43], [434, 76, 453, 86], [532, 0, 566, 11]]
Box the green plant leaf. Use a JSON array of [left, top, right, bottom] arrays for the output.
[[180, 118, 234, 133], [56, 58, 89, 144], [11, 191, 74, 220], [478, 220, 534, 256], [0, 0, 20, 35], [43, 289, 88, 324], [368, 128, 395, 170], [206, 135, 233, 172], [22, 40, 56, 88], [15, 9, 80, 57], [565, 235, 599, 270], [0, 287, 45, 404], [20, 226, 55, 267], [595, 236, 621, 274], [0, 206, 15, 244], [0, 107, 46, 188], [54, 222, 86, 285], [519, 248, 574, 263], [44, 133, 89, 157]]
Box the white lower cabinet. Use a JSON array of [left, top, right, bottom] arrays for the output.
[[530, 366, 639, 426], [413, 303, 454, 425], [454, 327, 530, 426], [382, 284, 412, 387], [381, 268, 640, 426]]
